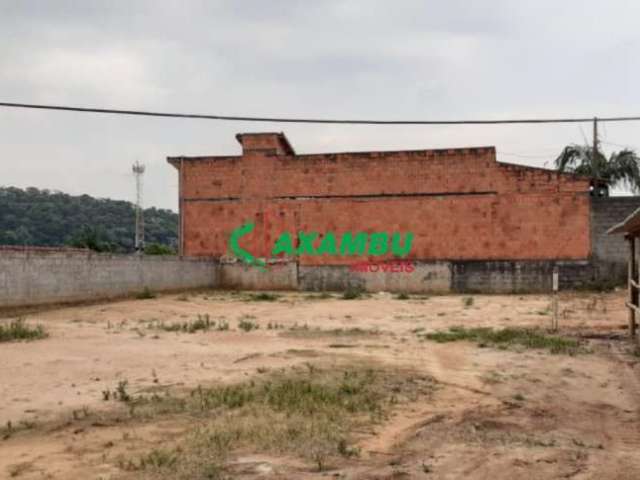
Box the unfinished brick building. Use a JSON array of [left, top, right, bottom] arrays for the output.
[[168, 132, 633, 292]]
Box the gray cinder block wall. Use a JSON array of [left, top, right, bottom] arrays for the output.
[[221, 259, 594, 294], [0, 247, 218, 308], [591, 197, 640, 282]]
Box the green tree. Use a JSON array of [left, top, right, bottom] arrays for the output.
[[555, 144, 640, 195], [67, 226, 113, 252], [144, 243, 176, 255], [0, 187, 178, 251]]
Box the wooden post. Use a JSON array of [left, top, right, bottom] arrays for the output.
[[629, 236, 637, 339], [552, 266, 559, 331]]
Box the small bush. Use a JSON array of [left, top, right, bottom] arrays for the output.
[[187, 314, 213, 333], [462, 296, 474, 307], [238, 317, 259, 332], [246, 292, 279, 302], [116, 380, 132, 402], [100, 380, 132, 403], [136, 287, 156, 300], [0, 319, 47, 342], [395, 293, 410, 300], [342, 286, 364, 300]]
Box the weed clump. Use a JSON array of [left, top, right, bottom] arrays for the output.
[[103, 380, 132, 402], [395, 292, 410, 300], [342, 286, 364, 300], [422, 326, 583, 355], [186, 314, 213, 333], [238, 316, 260, 332], [0, 319, 47, 342], [246, 292, 280, 302], [136, 287, 156, 300], [267, 322, 285, 330], [155, 314, 226, 333]]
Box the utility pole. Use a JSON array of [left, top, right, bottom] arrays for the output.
[[132, 161, 145, 254], [593, 116, 599, 159]]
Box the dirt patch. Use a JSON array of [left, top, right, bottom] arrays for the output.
[[1, 290, 639, 478]]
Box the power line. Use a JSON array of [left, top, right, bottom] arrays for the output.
[[601, 140, 637, 150], [3, 101, 640, 125]]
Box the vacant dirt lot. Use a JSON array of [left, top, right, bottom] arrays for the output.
[[1, 289, 639, 479]]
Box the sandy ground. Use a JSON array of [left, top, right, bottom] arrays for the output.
[[0, 289, 639, 479]]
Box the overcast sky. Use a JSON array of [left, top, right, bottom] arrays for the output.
[[1, 1, 638, 210]]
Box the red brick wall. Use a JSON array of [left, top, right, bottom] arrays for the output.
[[172, 134, 591, 264]]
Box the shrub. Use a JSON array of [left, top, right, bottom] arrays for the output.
[[238, 317, 259, 332], [136, 287, 156, 300], [246, 292, 280, 302], [342, 286, 364, 300], [0, 319, 47, 342]]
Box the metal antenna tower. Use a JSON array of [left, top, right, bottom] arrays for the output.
[[132, 161, 146, 253]]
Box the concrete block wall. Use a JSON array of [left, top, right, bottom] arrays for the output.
[[218, 259, 592, 294], [220, 261, 297, 290], [591, 197, 640, 282], [451, 260, 594, 293], [298, 262, 451, 293], [0, 247, 218, 308]]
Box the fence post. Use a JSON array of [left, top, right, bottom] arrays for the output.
[[629, 236, 637, 339], [552, 266, 559, 331]]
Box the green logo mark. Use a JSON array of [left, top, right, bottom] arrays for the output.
[[229, 223, 413, 270], [229, 222, 267, 271]]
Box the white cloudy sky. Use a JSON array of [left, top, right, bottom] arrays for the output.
[[1, 1, 638, 210]]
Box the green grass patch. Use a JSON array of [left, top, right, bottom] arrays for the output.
[[136, 287, 156, 300], [245, 292, 280, 302], [154, 314, 228, 333], [238, 316, 260, 332], [342, 286, 364, 300], [0, 318, 47, 342], [115, 366, 436, 478], [422, 326, 583, 354]]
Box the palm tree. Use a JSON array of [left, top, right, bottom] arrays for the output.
[[555, 144, 640, 195]]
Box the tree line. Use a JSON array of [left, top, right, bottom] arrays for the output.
[[0, 187, 178, 253]]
